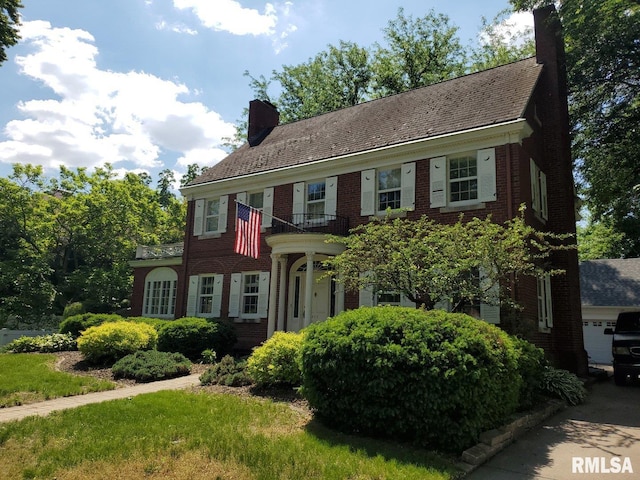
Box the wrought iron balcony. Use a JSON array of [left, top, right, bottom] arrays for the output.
[[135, 242, 184, 259], [271, 214, 350, 236]]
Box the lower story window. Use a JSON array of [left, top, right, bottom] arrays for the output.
[[143, 267, 177, 318], [242, 273, 260, 315]]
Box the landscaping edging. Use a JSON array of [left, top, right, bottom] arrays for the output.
[[456, 398, 566, 474]]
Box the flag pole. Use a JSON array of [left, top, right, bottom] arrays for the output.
[[234, 199, 306, 232]]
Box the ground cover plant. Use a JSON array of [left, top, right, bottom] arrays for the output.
[[0, 354, 114, 407], [0, 390, 459, 480], [0, 333, 76, 353]]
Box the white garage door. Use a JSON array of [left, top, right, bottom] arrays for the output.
[[582, 320, 615, 365]]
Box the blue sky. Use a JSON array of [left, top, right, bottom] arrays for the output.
[[0, 0, 532, 188]]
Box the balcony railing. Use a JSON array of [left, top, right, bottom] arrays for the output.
[[136, 242, 184, 259], [271, 214, 350, 236]]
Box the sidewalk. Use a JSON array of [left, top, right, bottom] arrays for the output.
[[0, 374, 202, 423]]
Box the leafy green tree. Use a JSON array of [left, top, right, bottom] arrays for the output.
[[577, 219, 629, 261], [0, 0, 22, 65], [510, 0, 640, 256], [157, 169, 176, 208], [180, 163, 208, 187], [371, 8, 466, 97], [469, 9, 535, 72], [325, 208, 571, 311]]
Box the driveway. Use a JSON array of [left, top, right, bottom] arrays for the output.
[[466, 377, 640, 479]]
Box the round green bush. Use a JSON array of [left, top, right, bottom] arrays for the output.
[[77, 321, 158, 365], [62, 302, 85, 319], [247, 331, 304, 388], [59, 313, 125, 338], [157, 317, 236, 360], [126, 316, 171, 332], [112, 350, 191, 382], [200, 355, 252, 387], [301, 306, 522, 452]]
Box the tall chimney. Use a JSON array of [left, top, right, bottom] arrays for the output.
[[248, 99, 279, 146]]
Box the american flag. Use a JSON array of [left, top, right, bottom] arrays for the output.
[[234, 203, 262, 258]]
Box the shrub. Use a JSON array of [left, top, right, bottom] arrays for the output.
[[512, 336, 548, 410], [62, 302, 85, 319], [247, 331, 304, 388], [201, 349, 217, 364], [301, 306, 522, 452], [0, 333, 76, 353], [157, 318, 236, 360], [77, 321, 158, 365], [59, 313, 124, 338], [540, 366, 587, 406], [200, 355, 252, 387], [112, 350, 191, 382], [126, 316, 171, 332]]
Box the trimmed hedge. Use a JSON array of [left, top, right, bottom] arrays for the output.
[[112, 350, 191, 382], [512, 336, 547, 410], [77, 321, 158, 365], [247, 331, 304, 388], [157, 317, 236, 360], [301, 306, 522, 452], [59, 313, 124, 338]]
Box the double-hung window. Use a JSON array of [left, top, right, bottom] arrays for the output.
[[193, 196, 228, 236], [360, 163, 415, 216], [430, 149, 496, 209], [530, 159, 548, 221], [537, 274, 553, 332], [236, 188, 273, 229], [229, 271, 270, 321], [293, 177, 337, 223], [185, 274, 223, 318]]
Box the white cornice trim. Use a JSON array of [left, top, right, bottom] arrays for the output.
[[129, 258, 183, 268], [182, 119, 533, 199]]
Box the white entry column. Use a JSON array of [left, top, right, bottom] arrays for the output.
[[303, 251, 315, 328], [267, 253, 280, 338], [277, 254, 288, 331]]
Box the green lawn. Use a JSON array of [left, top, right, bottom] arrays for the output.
[[0, 390, 460, 479], [0, 353, 115, 407]]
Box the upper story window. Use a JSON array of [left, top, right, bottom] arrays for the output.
[[236, 188, 273, 230], [430, 149, 496, 210], [361, 163, 415, 216], [530, 159, 548, 221], [192, 195, 228, 237], [293, 177, 337, 221]]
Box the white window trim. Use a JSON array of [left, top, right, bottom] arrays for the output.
[[537, 274, 553, 332], [361, 162, 415, 216], [229, 271, 270, 322], [185, 274, 224, 318], [193, 195, 228, 237], [293, 177, 338, 223], [430, 149, 496, 210], [142, 267, 177, 319]]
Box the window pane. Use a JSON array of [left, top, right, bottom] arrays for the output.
[[379, 190, 401, 210], [378, 168, 401, 190], [207, 199, 219, 215], [307, 182, 325, 201], [249, 192, 264, 209], [244, 274, 259, 293], [307, 201, 325, 218]]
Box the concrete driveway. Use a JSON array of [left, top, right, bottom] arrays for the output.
[[466, 377, 640, 479]]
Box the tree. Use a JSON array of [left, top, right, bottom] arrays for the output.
[[180, 163, 208, 187], [157, 169, 176, 208], [0, 0, 22, 65], [510, 0, 640, 256], [324, 208, 571, 311], [577, 219, 629, 261], [371, 8, 466, 97], [469, 9, 535, 72]]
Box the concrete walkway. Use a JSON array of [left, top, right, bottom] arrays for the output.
[[0, 374, 202, 423]]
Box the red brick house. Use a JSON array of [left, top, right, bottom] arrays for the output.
[[130, 6, 588, 374]]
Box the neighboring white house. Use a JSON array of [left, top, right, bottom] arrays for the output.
[[580, 258, 640, 364]]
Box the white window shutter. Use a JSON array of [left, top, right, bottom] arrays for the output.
[[218, 195, 228, 233], [293, 182, 305, 217], [262, 187, 274, 229], [544, 275, 553, 328], [258, 271, 270, 318], [325, 177, 337, 216], [229, 273, 242, 317], [430, 157, 447, 208], [236, 192, 247, 206], [211, 274, 224, 318], [401, 162, 416, 210], [186, 275, 199, 317], [540, 171, 548, 220], [530, 159, 539, 214], [193, 199, 204, 236], [361, 169, 376, 216], [477, 148, 496, 203]]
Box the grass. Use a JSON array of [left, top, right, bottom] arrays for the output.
[[0, 353, 115, 407], [0, 390, 461, 479]]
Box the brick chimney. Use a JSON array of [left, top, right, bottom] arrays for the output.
[[248, 99, 279, 146]]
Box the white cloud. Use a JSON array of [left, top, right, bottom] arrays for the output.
[[0, 21, 236, 174], [484, 11, 534, 47]]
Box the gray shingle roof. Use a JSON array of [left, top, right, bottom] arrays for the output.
[[189, 57, 542, 186], [580, 258, 640, 307]]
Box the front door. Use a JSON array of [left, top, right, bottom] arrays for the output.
[[287, 260, 332, 332]]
